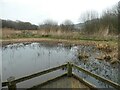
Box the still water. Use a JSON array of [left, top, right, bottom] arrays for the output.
[[1, 42, 119, 88]]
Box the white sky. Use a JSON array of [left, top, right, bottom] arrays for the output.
[[0, 0, 119, 25]]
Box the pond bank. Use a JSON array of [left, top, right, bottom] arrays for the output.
[[0, 38, 117, 47]]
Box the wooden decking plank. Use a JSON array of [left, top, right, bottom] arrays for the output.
[[40, 76, 90, 88], [28, 75, 91, 89]]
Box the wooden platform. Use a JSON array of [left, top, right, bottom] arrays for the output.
[[41, 76, 90, 88], [28, 75, 92, 89], [3, 63, 119, 90]]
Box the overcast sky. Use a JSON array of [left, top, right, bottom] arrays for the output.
[[0, 0, 119, 25]]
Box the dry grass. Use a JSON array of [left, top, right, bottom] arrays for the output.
[[2, 28, 73, 38], [1, 28, 118, 47], [2, 28, 21, 38], [1, 28, 117, 45], [1, 28, 118, 41], [1, 28, 118, 61]]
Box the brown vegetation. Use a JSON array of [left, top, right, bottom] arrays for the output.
[[78, 51, 89, 60], [96, 43, 112, 53]]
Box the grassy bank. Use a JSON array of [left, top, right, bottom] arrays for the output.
[[1, 29, 119, 62], [2, 28, 118, 41], [1, 28, 118, 47], [1, 38, 117, 49]]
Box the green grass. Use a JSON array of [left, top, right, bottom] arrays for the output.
[[2, 33, 118, 43]]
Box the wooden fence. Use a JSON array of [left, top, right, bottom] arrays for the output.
[[2, 62, 120, 90]]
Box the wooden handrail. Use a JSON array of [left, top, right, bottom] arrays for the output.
[[2, 63, 67, 87], [72, 73, 97, 89], [2, 62, 120, 90], [67, 62, 72, 77], [72, 63, 120, 90]]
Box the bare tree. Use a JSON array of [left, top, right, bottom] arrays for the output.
[[63, 20, 73, 25], [42, 19, 58, 26], [61, 20, 74, 31], [101, 3, 118, 34], [79, 10, 99, 34], [39, 19, 58, 33], [80, 10, 98, 23]]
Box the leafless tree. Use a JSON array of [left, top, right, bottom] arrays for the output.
[[80, 10, 98, 23], [39, 19, 58, 33], [61, 20, 74, 31]]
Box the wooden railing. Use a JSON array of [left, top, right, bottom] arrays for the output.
[[2, 62, 120, 90], [2, 63, 67, 90], [72, 63, 120, 90]]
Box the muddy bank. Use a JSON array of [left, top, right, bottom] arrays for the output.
[[0, 38, 117, 47], [1, 38, 118, 61]]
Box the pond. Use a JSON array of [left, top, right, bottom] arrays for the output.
[[1, 42, 120, 89]]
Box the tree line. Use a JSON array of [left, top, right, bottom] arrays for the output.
[[1, 19, 76, 32], [1, 19, 38, 30], [80, 4, 118, 35], [38, 19, 75, 32], [1, 3, 119, 35]]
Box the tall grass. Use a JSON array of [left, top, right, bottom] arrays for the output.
[[2, 28, 118, 41]]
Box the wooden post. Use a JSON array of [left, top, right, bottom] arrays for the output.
[[7, 76, 16, 90], [67, 62, 72, 77]]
